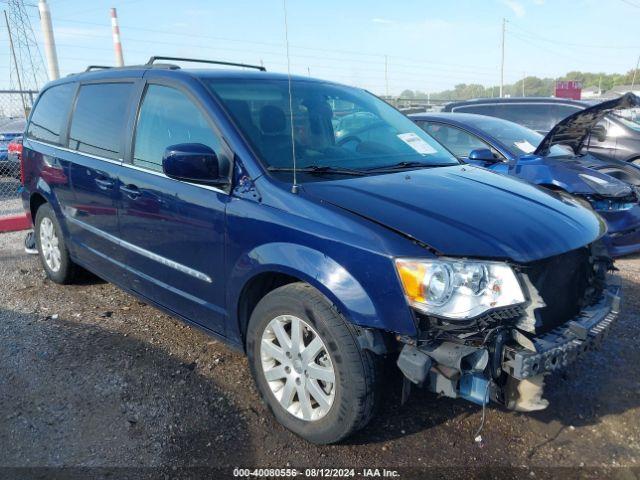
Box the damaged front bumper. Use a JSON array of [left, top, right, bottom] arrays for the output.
[[504, 284, 620, 380], [397, 278, 621, 411]]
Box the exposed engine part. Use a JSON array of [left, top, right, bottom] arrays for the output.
[[488, 329, 509, 380], [428, 366, 458, 399], [354, 327, 387, 355], [420, 341, 489, 373], [505, 375, 549, 412], [396, 344, 431, 385], [459, 373, 491, 406]]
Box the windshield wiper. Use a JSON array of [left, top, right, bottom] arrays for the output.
[[364, 161, 455, 172], [268, 165, 367, 176]]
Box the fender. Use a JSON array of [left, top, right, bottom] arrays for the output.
[[227, 242, 417, 343], [513, 159, 590, 195]]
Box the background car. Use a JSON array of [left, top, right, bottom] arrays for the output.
[[0, 118, 26, 178], [411, 111, 640, 257], [443, 96, 640, 164]]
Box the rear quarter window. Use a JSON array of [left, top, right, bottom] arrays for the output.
[[68, 83, 135, 160], [27, 83, 76, 145]]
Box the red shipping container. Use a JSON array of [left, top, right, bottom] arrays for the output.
[[555, 80, 583, 100]]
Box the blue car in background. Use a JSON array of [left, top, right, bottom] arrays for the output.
[[412, 94, 640, 257]]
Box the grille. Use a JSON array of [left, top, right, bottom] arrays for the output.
[[522, 246, 598, 334]]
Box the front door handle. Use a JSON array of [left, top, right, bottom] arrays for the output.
[[121, 184, 141, 199], [95, 178, 114, 190]]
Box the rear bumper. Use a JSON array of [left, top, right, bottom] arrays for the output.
[[502, 282, 621, 380]]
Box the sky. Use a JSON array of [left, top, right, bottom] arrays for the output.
[[2, 0, 640, 95]]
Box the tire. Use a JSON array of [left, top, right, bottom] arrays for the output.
[[34, 203, 77, 284], [246, 282, 379, 444]]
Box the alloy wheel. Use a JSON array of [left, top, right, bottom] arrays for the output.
[[39, 217, 61, 272], [260, 315, 336, 421]]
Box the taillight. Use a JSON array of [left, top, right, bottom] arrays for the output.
[[9, 141, 24, 184]]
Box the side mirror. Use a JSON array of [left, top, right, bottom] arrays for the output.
[[591, 124, 607, 142], [162, 143, 225, 186], [468, 148, 498, 163]]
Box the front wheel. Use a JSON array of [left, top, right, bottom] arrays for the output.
[[246, 283, 379, 444]]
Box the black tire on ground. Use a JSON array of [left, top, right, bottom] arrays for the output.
[[246, 282, 379, 444], [34, 202, 77, 284]]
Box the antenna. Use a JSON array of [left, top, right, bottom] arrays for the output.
[[282, 0, 298, 194]]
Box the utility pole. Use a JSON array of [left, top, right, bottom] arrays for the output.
[[110, 7, 124, 67], [384, 55, 389, 98], [4, 10, 27, 116], [598, 75, 602, 96], [500, 18, 506, 98], [38, 0, 59, 80], [632, 54, 640, 90]]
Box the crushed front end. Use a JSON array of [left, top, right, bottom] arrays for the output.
[[395, 241, 620, 412], [573, 175, 640, 257]]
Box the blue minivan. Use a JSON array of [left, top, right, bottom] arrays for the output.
[[21, 57, 621, 444]]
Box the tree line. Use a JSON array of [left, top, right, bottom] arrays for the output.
[[399, 69, 640, 100]]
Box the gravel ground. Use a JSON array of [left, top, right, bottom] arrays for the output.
[[1, 229, 639, 478]]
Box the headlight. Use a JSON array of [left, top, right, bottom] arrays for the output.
[[395, 258, 525, 320]]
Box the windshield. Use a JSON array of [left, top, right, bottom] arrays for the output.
[[461, 115, 572, 158], [206, 78, 458, 179]]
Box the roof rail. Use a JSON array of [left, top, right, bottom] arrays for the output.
[[145, 56, 266, 72], [85, 65, 112, 72]]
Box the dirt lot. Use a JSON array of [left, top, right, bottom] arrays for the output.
[[1, 229, 639, 478]]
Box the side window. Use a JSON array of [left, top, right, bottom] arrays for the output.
[[27, 83, 76, 145], [133, 85, 223, 173], [69, 83, 134, 160], [420, 122, 495, 159]]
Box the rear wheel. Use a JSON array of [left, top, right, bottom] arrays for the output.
[[246, 282, 379, 444], [35, 203, 77, 284]]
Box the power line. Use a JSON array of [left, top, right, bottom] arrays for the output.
[[508, 23, 640, 50], [45, 16, 512, 75], [619, 0, 640, 9]]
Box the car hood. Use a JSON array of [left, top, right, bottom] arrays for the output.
[[302, 165, 605, 263], [535, 93, 640, 156]]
